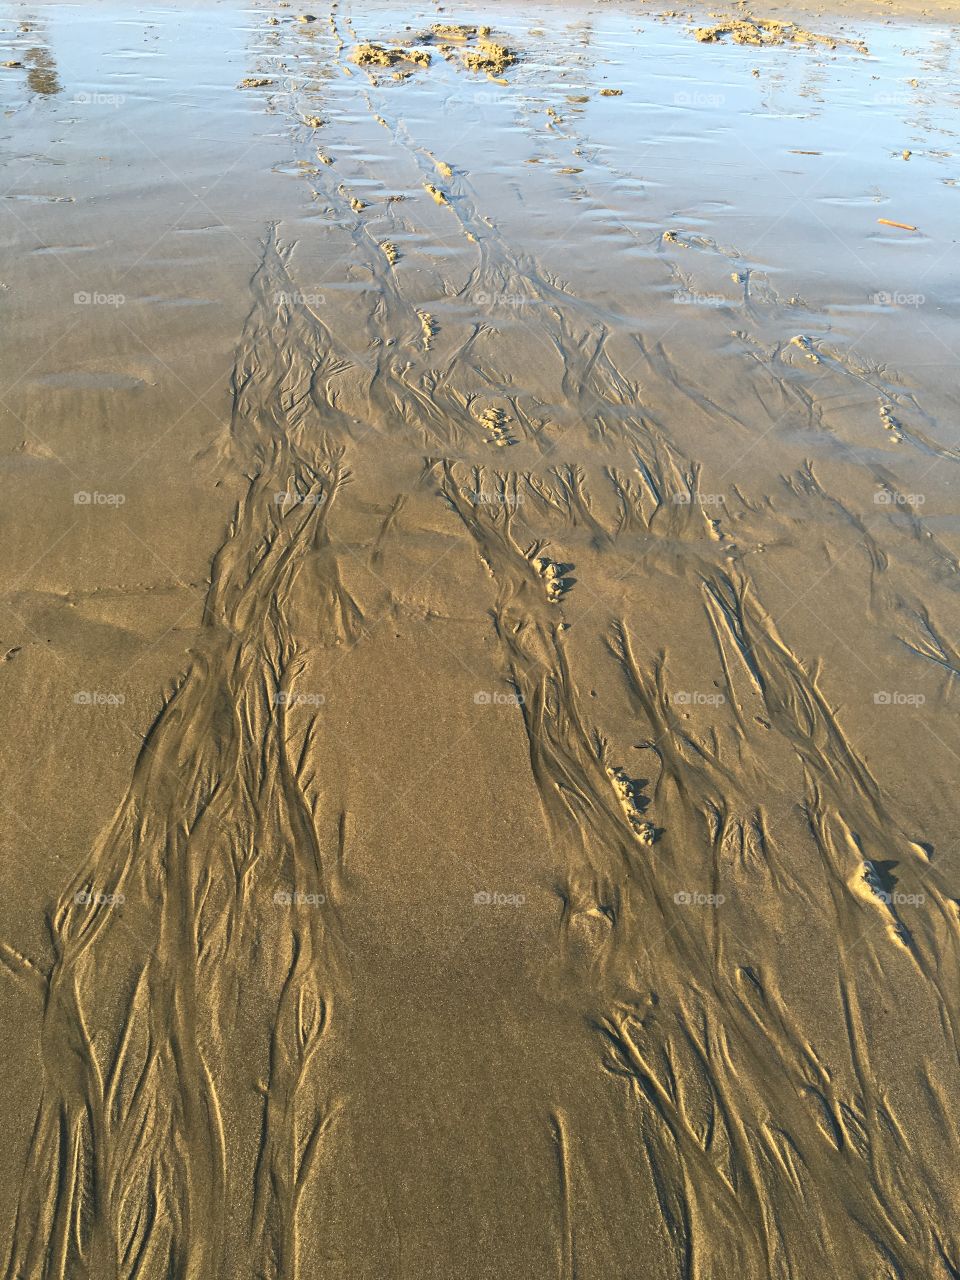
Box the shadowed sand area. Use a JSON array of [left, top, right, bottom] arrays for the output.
[[2, 0, 960, 1276]]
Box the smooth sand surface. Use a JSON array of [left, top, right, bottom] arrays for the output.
[[2, 1, 960, 1276]]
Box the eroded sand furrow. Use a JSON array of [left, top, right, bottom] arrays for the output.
[[5, 234, 361, 1280], [429, 432, 960, 1277]]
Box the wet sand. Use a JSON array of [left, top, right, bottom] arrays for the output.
[[2, 1, 960, 1276]]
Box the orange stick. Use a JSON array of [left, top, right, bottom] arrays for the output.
[[877, 218, 917, 231]]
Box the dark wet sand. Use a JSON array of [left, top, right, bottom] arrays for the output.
[[2, 1, 960, 1276]]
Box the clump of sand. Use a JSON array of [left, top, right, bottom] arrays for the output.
[[431, 23, 484, 42], [462, 39, 517, 75], [351, 27, 517, 80], [351, 42, 431, 68], [692, 14, 867, 51]]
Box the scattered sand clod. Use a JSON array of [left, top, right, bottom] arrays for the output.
[[238, 77, 274, 89], [532, 551, 567, 599], [380, 241, 399, 265], [478, 405, 514, 448], [606, 765, 657, 844], [351, 28, 516, 79], [351, 42, 431, 69], [430, 23, 481, 42], [879, 403, 903, 442], [462, 39, 517, 76], [693, 14, 867, 51], [417, 310, 435, 350], [600, 88, 623, 96], [790, 334, 821, 363]]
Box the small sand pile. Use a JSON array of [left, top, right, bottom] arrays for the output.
[[431, 23, 482, 42], [351, 42, 431, 68], [693, 15, 866, 51], [417, 310, 435, 350], [462, 38, 517, 75], [352, 27, 517, 80]]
